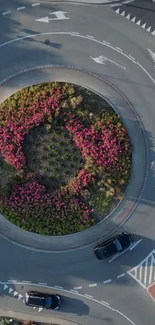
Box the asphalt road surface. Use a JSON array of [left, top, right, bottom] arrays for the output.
[[0, 1, 155, 325]]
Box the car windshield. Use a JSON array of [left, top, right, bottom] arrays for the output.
[[114, 239, 122, 251], [45, 297, 52, 309]]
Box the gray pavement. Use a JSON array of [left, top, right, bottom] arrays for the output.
[[0, 1, 155, 325]]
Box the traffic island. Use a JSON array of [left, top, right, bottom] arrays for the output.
[[0, 67, 147, 251]]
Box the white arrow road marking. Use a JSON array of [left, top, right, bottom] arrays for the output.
[[130, 239, 143, 251], [13, 291, 18, 297], [90, 55, 106, 64], [38, 308, 43, 312], [35, 11, 70, 23], [9, 288, 13, 293], [3, 284, 8, 290], [90, 55, 126, 69], [148, 49, 155, 65]]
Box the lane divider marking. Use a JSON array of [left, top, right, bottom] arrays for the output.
[[103, 279, 112, 284], [89, 283, 97, 287], [2, 11, 10, 15], [17, 6, 26, 11]]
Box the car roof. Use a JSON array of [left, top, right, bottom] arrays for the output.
[[26, 294, 45, 306], [96, 233, 129, 249]]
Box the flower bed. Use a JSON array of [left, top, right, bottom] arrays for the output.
[[0, 82, 132, 235]]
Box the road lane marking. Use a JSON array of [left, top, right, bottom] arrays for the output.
[[2, 11, 10, 15], [70, 289, 79, 294], [128, 250, 155, 289], [116, 47, 123, 51], [32, 2, 40, 6], [73, 286, 82, 290], [86, 35, 94, 39], [151, 161, 154, 169], [84, 294, 93, 298], [116, 310, 135, 325], [89, 283, 97, 287], [103, 279, 112, 284], [17, 6, 26, 11], [22, 281, 31, 284], [130, 239, 142, 251], [128, 55, 135, 61], [54, 285, 63, 289], [109, 246, 131, 262], [117, 273, 125, 278], [38, 282, 47, 285], [101, 300, 109, 305], [0, 281, 136, 324]]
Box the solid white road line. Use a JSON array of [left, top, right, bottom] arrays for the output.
[[54, 285, 63, 289], [38, 282, 47, 285], [22, 281, 31, 284], [101, 300, 109, 305], [116, 309, 136, 325], [130, 239, 142, 251], [116, 47, 123, 51], [84, 294, 94, 299], [70, 289, 79, 294]]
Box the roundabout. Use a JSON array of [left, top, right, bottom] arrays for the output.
[[0, 1, 155, 325]]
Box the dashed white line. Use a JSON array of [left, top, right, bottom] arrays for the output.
[[38, 282, 47, 285], [71, 32, 79, 35], [116, 47, 123, 51], [2, 11, 11, 16], [89, 283, 97, 287], [17, 6, 26, 11], [151, 161, 154, 169], [22, 281, 31, 284], [117, 273, 125, 278], [84, 294, 94, 299], [86, 35, 94, 39], [128, 54, 135, 61], [101, 300, 109, 305], [102, 40, 110, 45], [70, 289, 79, 294], [54, 285, 63, 289], [73, 286, 82, 290], [8, 280, 17, 283], [103, 279, 112, 284], [31, 2, 40, 6]]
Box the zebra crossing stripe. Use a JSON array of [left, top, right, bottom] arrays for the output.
[[127, 250, 155, 289]]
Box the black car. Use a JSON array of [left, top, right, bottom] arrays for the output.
[[94, 232, 132, 260], [25, 291, 61, 310]]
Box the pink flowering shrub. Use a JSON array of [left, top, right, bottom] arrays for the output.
[[0, 180, 94, 234], [0, 88, 63, 169], [65, 113, 130, 171], [71, 169, 95, 193]]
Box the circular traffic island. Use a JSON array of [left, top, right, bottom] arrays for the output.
[[0, 82, 132, 236]]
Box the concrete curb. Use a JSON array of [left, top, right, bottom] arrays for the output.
[[39, 0, 132, 5], [0, 66, 148, 252]]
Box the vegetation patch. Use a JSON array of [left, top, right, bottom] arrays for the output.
[[0, 82, 132, 235]]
